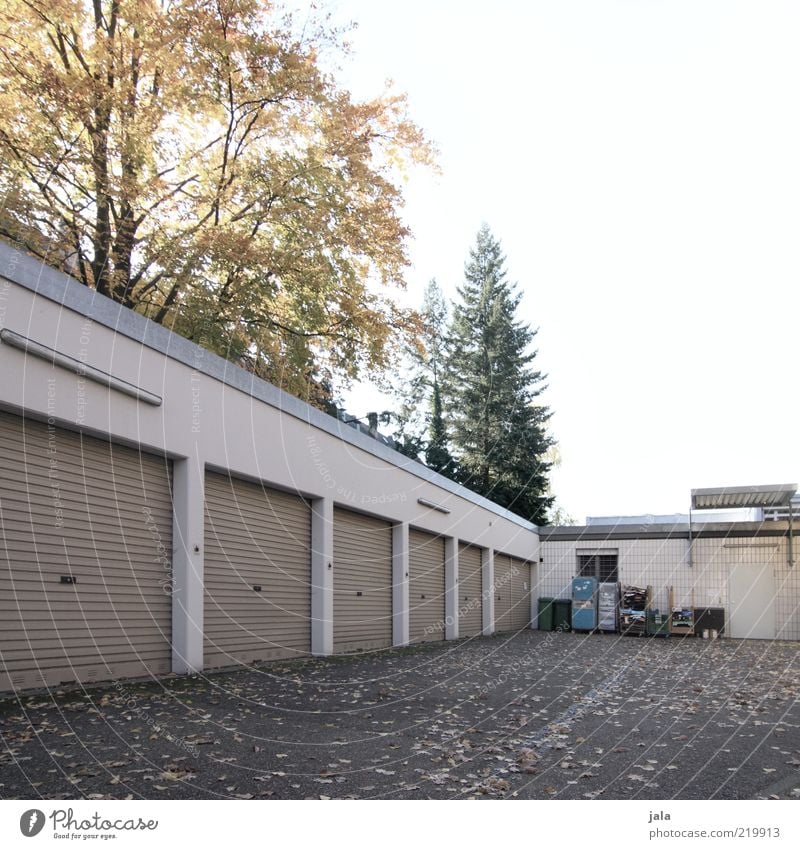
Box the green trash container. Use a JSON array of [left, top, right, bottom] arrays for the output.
[[553, 599, 572, 632], [538, 597, 555, 631], [646, 610, 670, 637]]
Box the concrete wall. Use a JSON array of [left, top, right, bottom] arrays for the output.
[[0, 242, 540, 676]]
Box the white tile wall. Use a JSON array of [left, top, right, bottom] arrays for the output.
[[773, 539, 799, 640], [540, 531, 800, 639]]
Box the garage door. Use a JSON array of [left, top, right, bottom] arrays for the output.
[[458, 543, 483, 637], [204, 472, 311, 667], [509, 555, 532, 631], [0, 411, 172, 692], [494, 553, 514, 632], [333, 508, 392, 653], [409, 529, 445, 643]]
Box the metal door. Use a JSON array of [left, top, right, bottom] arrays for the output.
[[409, 529, 446, 643], [333, 508, 393, 653], [203, 472, 311, 668], [0, 411, 172, 692], [729, 561, 776, 639], [458, 543, 483, 637]]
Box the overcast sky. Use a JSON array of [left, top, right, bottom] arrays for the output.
[[322, 0, 800, 522]]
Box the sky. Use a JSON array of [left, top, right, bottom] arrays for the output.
[[316, 0, 800, 522]]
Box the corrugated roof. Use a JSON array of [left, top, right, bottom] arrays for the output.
[[691, 484, 797, 510]]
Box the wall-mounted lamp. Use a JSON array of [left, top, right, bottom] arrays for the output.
[[417, 497, 450, 515]]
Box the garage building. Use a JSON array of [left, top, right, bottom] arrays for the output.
[[0, 240, 537, 693]]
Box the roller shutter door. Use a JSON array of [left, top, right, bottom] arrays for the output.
[[0, 411, 173, 692], [333, 508, 392, 653], [203, 472, 311, 667], [409, 529, 446, 643], [494, 554, 514, 632], [458, 543, 483, 637], [509, 556, 532, 631]]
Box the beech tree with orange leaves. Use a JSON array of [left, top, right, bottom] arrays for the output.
[[0, 0, 433, 403]]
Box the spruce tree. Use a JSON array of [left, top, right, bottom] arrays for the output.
[[446, 225, 554, 524]]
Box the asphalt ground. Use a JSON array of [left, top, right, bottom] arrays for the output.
[[1, 631, 799, 800]]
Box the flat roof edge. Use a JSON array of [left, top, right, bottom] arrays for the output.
[[0, 241, 536, 532], [539, 521, 795, 541]]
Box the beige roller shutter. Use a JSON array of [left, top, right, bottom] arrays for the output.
[[409, 529, 445, 643], [458, 543, 483, 637], [0, 411, 172, 692], [509, 556, 532, 631], [203, 472, 311, 667], [494, 554, 514, 632], [333, 508, 392, 653]]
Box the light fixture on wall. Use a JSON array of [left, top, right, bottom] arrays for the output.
[[0, 327, 162, 406], [417, 497, 450, 514]]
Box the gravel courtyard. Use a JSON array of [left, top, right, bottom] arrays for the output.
[[1, 631, 799, 800]]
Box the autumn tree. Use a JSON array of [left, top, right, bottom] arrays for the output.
[[542, 445, 573, 525], [446, 225, 554, 524], [0, 0, 432, 403]]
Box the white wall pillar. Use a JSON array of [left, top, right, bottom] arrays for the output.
[[393, 522, 410, 646], [311, 497, 334, 656], [530, 562, 539, 629], [171, 453, 205, 674], [482, 547, 495, 636], [445, 536, 459, 640]]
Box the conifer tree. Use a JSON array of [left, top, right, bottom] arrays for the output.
[[391, 279, 456, 475], [446, 225, 554, 524]]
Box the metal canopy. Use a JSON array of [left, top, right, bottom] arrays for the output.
[[691, 484, 798, 511]]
